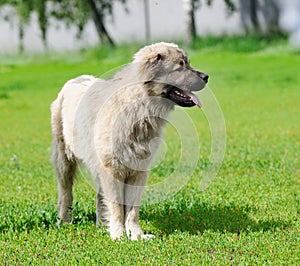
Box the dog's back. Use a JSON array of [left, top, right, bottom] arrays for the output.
[[51, 75, 97, 159]]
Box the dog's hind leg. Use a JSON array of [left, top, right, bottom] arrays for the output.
[[51, 98, 77, 225], [124, 171, 153, 240], [52, 137, 77, 225]]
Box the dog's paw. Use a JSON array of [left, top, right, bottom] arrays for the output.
[[127, 232, 155, 241], [125, 222, 143, 240], [125, 222, 154, 240], [56, 216, 72, 228], [141, 234, 155, 240], [109, 223, 125, 240], [55, 219, 62, 228]]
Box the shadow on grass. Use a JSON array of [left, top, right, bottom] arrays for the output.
[[1, 199, 289, 235], [140, 200, 290, 235]]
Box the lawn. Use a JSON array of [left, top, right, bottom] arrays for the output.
[[0, 38, 299, 265]]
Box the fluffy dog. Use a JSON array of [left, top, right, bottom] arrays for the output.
[[51, 42, 208, 240]]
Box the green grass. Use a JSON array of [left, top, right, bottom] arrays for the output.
[[1, 37, 300, 265]]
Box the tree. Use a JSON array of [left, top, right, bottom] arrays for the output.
[[238, 0, 281, 35], [16, 0, 32, 53], [87, 0, 114, 45], [182, 0, 197, 45], [0, 0, 33, 53], [50, 0, 128, 46], [0, 0, 127, 53], [35, 0, 48, 49], [260, 0, 280, 35], [182, 0, 236, 45], [239, 0, 260, 33], [143, 0, 150, 43]]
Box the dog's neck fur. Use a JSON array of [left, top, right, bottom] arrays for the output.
[[108, 82, 174, 172]]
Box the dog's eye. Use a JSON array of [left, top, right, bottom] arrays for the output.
[[179, 60, 185, 67], [156, 54, 162, 61]]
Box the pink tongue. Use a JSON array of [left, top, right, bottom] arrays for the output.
[[185, 91, 202, 108]]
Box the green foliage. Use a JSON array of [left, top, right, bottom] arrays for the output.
[[50, 0, 90, 37], [0, 0, 128, 50], [205, 0, 236, 13], [0, 0, 48, 51], [0, 39, 299, 264], [34, 0, 47, 46]]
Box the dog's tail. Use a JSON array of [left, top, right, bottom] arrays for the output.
[[50, 90, 69, 164]]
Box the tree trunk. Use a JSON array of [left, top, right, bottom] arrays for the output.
[[18, 20, 24, 54], [36, 0, 48, 51], [87, 0, 115, 46], [239, 0, 250, 32], [144, 0, 151, 43], [183, 0, 197, 45], [249, 0, 260, 32], [239, 0, 260, 33], [261, 0, 280, 35]]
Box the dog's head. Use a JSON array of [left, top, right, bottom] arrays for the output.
[[133, 42, 209, 108]]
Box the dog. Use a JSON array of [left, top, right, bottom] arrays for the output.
[[51, 42, 208, 240]]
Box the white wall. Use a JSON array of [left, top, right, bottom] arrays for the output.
[[0, 0, 242, 54]]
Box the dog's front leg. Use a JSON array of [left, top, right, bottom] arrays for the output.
[[95, 185, 109, 227], [99, 170, 126, 240], [124, 171, 154, 240]]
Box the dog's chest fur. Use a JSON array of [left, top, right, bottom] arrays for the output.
[[97, 96, 172, 172]]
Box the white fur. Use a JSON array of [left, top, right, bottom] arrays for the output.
[[51, 42, 206, 240]]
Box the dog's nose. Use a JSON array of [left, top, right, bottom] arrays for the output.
[[200, 73, 209, 83]]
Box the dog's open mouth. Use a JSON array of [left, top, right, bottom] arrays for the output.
[[164, 87, 202, 108]]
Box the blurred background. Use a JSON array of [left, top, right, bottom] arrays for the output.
[[0, 0, 300, 54], [1, 2, 300, 263]]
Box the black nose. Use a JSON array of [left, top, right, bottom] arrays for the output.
[[200, 73, 209, 83]]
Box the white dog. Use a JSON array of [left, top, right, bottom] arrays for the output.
[[51, 42, 208, 240]]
